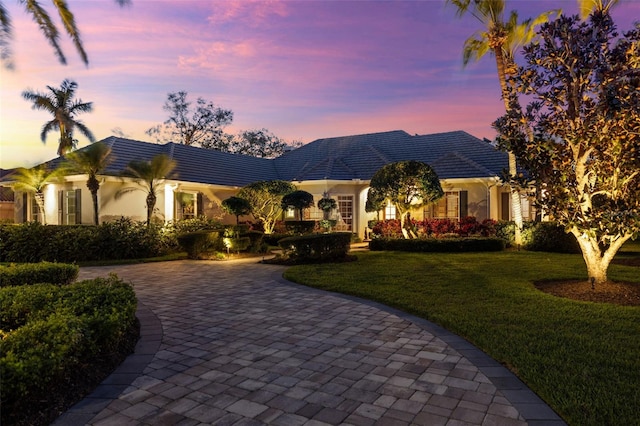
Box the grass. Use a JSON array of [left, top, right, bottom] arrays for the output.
[[283, 249, 640, 426]]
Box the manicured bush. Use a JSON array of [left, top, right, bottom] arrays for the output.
[[278, 232, 352, 262], [284, 220, 316, 235], [369, 237, 505, 252], [0, 220, 173, 263], [0, 262, 78, 288], [0, 276, 137, 425], [523, 222, 581, 254], [243, 230, 266, 253], [263, 233, 290, 246], [177, 231, 222, 259]]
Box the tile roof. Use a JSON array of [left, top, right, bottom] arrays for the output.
[[28, 130, 507, 185]]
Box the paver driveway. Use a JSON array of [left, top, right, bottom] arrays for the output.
[[54, 259, 564, 426]]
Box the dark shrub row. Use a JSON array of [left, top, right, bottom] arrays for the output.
[[522, 222, 580, 253], [370, 217, 497, 239], [278, 232, 352, 263], [177, 231, 222, 259], [0, 275, 137, 425], [0, 262, 79, 287], [0, 219, 174, 263], [369, 237, 505, 252]]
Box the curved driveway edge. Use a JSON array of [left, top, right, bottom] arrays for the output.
[[55, 260, 566, 426]]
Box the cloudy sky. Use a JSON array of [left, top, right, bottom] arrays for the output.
[[1, 0, 638, 168]]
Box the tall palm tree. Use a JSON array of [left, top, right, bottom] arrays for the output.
[[22, 79, 95, 156], [0, 0, 130, 68], [447, 0, 555, 246], [10, 165, 61, 224], [116, 154, 177, 226], [63, 142, 113, 225]]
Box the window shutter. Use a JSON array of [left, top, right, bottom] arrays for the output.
[[197, 193, 204, 216], [58, 190, 64, 224], [75, 189, 82, 224], [22, 193, 28, 222], [501, 192, 510, 220], [459, 191, 468, 218]]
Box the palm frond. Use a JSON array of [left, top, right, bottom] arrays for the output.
[[73, 120, 96, 143], [52, 0, 88, 65], [40, 119, 59, 143], [463, 35, 490, 66], [0, 1, 13, 68], [22, 0, 66, 64]]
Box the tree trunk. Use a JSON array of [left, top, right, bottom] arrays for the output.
[[87, 176, 100, 225], [34, 192, 46, 224], [400, 212, 417, 239], [494, 46, 524, 247], [146, 193, 156, 226], [572, 230, 632, 286]]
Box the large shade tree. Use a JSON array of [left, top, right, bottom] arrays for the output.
[[116, 154, 177, 226], [10, 165, 61, 224], [230, 129, 302, 159], [0, 0, 130, 68], [237, 180, 296, 234], [366, 161, 443, 239], [22, 79, 95, 156], [146, 91, 233, 149], [448, 0, 556, 245], [494, 12, 640, 285], [63, 141, 113, 225]]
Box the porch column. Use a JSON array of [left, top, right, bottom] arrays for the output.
[[164, 183, 178, 223]]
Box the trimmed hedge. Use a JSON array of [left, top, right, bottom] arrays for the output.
[[0, 219, 173, 263], [0, 262, 79, 287], [522, 222, 580, 254], [278, 232, 352, 262], [284, 220, 316, 235], [177, 231, 222, 259], [369, 237, 505, 252], [0, 276, 137, 424]]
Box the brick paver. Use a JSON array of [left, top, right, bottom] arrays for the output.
[[53, 259, 565, 425]]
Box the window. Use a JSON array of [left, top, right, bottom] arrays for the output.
[[427, 191, 460, 220], [58, 189, 81, 224], [31, 195, 41, 223], [384, 200, 396, 220], [176, 192, 197, 220]]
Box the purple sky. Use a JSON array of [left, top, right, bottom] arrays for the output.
[[1, 0, 638, 168]]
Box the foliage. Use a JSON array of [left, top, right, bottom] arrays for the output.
[[0, 276, 137, 425], [0, 262, 78, 287], [63, 141, 113, 225], [22, 79, 95, 156], [284, 220, 316, 235], [366, 161, 443, 239], [369, 236, 505, 252], [317, 196, 337, 213], [146, 91, 233, 148], [284, 250, 640, 426], [230, 128, 301, 158], [494, 12, 640, 284], [167, 216, 223, 234], [277, 233, 352, 263], [177, 231, 222, 259], [281, 190, 314, 221], [221, 196, 252, 225], [116, 153, 177, 226], [522, 222, 581, 254], [370, 217, 497, 239], [0, 219, 172, 263], [8, 164, 63, 224], [237, 180, 296, 234], [0, 0, 129, 68]]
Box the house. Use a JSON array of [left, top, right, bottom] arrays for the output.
[[2, 130, 531, 238]]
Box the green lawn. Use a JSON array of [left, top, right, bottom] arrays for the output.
[[283, 249, 640, 426]]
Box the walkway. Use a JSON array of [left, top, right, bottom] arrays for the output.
[[54, 259, 565, 426]]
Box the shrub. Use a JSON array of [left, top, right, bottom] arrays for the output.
[[0, 276, 137, 424], [0, 220, 173, 263], [522, 222, 581, 254], [369, 237, 505, 252], [284, 220, 316, 235], [263, 233, 290, 246], [0, 262, 78, 288], [177, 231, 222, 259], [278, 233, 352, 263]]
